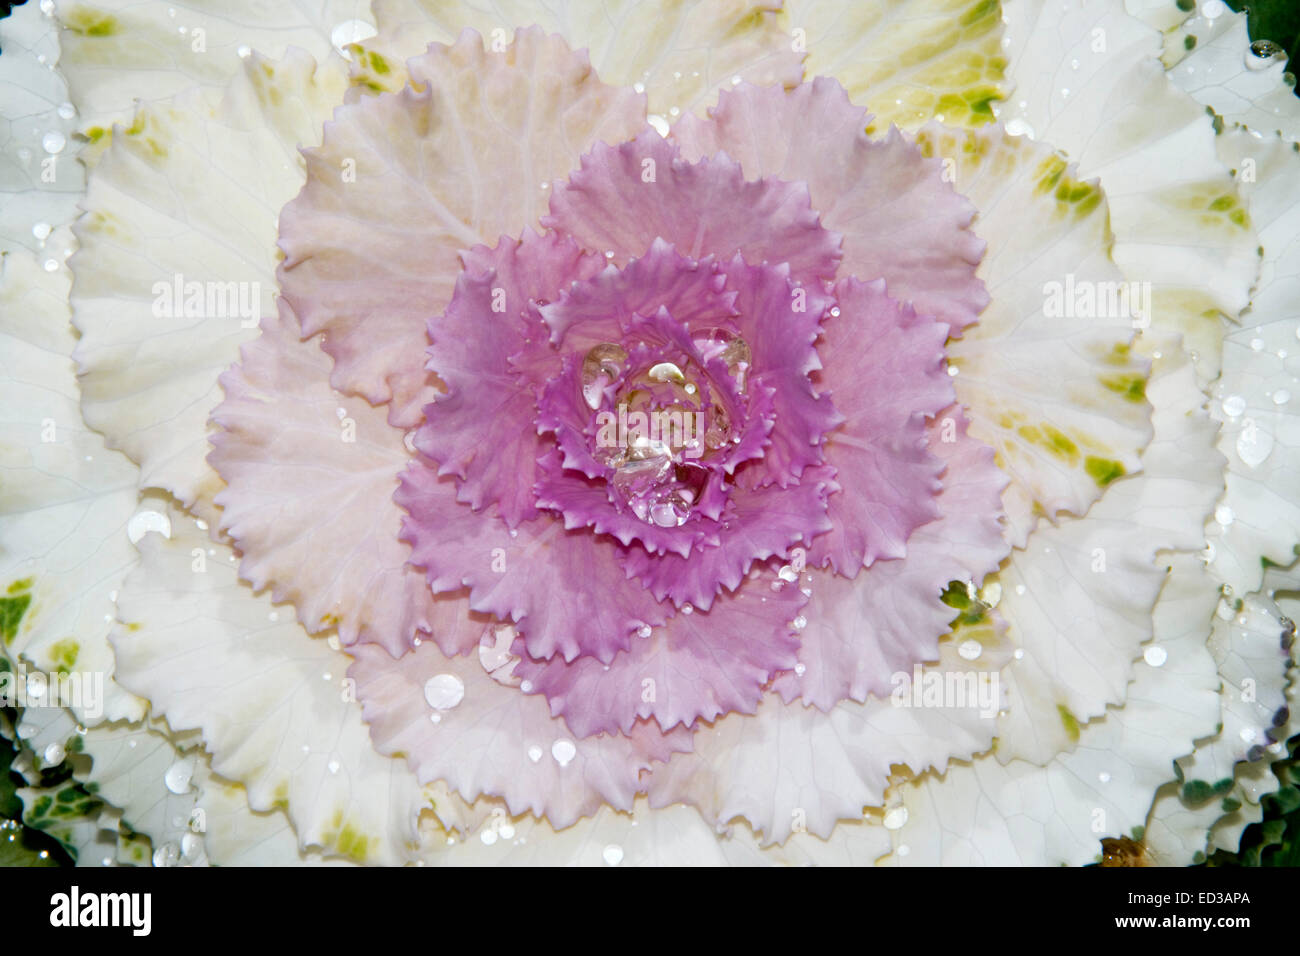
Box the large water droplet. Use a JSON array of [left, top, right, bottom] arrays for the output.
[[551, 739, 576, 767], [602, 844, 624, 866], [1221, 394, 1246, 417], [152, 843, 180, 867], [331, 19, 378, 59], [42, 131, 66, 154], [180, 832, 203, 861], [1237, 421, 1274, 468], [127, 509, 172, 544], [882, 807, 909, 830], [1247, 39, 1286, 70], [164, 758, 195, 794], [423, 673, 465, 711]]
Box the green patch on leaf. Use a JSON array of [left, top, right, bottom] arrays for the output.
[[1085, 456, 1126, 487], [0, 594, 32, 644], [1057, 704, 1081, 743], [1099, 373, 1146, 403]]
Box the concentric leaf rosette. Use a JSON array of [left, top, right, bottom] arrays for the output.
[[0, 0, 1296, 866]]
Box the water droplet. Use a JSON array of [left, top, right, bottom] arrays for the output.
[[1250, 337, 1265, 351], [527, 745, 542, 763], [43, 743, 65, 765], [327, 755, 340, 774], [957, 640, 982, 661], [127, 509, 172, 544], [778, 565, 798, 583], [1004, 118, 1034, 138], [152, 843, 180, 867], [647, 114, 670, 137], [237, 45, 252, 58], [480, 827, 498, 846], [1221, 394, 1246, 417], [1246, 39, 1286, 70], [1201, 0, 1227, 20], [637, 624, 652, 638], [43, 258, 58, 272], [1273, 389, 1290, 405], [164, 758, 195, 794], [603, 844, 624, 866], [423, 673, 465, 711], [1143, 645, 1168, 668], [39, 0, 55, 16], [1239, 726, 1256, 743], [181, 832, 203, 860], [331, 20, 378, 59], [42, 131, 66, 154], [1215, 504, 1235, 526], [552, 739, 576, 766], [32, 222, 51, 241], [1237, 422, 1274, 468], [681, 604, 694, 615], [882, 807, 908, 830]]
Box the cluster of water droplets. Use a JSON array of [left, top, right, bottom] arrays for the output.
[[577, 328, 751, 529]]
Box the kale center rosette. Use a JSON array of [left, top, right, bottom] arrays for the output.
[[204, 31, 1011, 833]]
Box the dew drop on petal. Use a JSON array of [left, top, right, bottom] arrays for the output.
[[1215, 504, 1234, 526], [42, 131, 66, 154], [551, 739, 576, 767], [181, 832, 203, 860], [1221, 394, 1246, 417], [1246, 39, 1286, 69], [164, 758, 195, 794], [1237, 423, 1274, 467], [527, 745, 542, 763], [331, 20, 377, 58], [957, 640, 982, 661], [152, 843, 180, 868], [1273, 389, 1290, 405], [43, 742, 65, 766], [602, 844, 624, 866], [882, 807, 908, 830], [1143, 645, 1168, 668], [32, 222, 51, 241], [423, 673, 465, 711], [127, 509, 171, 545]]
